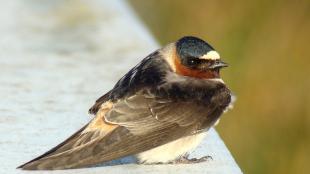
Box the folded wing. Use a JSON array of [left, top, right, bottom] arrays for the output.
[[19, 79, 230, 170]]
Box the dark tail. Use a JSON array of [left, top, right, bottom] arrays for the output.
[[17, 124, 88, 170], [17, 121, 185, 170], [17, 124, 136, 170]]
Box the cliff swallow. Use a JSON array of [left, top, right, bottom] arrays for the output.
[[18, 36, 232, 170]]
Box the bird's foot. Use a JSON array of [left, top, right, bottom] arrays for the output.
[[171, 154, 213, 164], [140, 154, 213, 165]]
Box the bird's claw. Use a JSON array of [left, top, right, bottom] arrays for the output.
[[170, 155, 213, 164]]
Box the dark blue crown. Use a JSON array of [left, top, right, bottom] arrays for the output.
[[176, 36, 215, 59]]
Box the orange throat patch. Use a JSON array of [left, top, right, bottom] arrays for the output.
[[174, 54, 220, 79]]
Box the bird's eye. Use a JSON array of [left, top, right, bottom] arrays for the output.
[[186, 57, 200, 66]]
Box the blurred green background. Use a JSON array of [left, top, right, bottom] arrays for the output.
[[129, 0, 310, 173]]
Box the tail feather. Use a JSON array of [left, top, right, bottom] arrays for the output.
[[17, 125, 132, 170], [17, 124, 89, 170], [17, 119, 189, 170]]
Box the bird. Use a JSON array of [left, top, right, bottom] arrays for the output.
[[18, 36, 233, 170]]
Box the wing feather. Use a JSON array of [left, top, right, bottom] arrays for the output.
[[104, 91, 211, 133], [19, 104, 119, 170], [20, 81, 231, 170]]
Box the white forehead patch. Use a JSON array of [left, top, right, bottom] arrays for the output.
[[201, 51, 220, 60]]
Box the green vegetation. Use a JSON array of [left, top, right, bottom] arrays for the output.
[[129, 0, 310, 173]]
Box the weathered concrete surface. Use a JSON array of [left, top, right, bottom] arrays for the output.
[[0, 0, 242, 173]]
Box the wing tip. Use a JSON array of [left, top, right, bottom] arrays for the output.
[[16, 124, 89, 170], [17, 155, 44, 170], [17, 161, 38, 170], [16, 154, 52, 170], [17, 161, 54, 170]]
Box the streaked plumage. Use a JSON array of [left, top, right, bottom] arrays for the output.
[[18, 36, 232, 170]]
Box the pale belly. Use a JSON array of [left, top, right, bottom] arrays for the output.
[[136, 132, 206, 164]]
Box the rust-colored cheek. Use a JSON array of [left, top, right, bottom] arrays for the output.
[[174, 57, 219, 79]]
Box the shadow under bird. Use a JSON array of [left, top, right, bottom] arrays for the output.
[[18, 36, 233, 170]]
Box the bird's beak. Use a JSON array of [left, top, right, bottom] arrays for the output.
[[208, 60, 229, 69]]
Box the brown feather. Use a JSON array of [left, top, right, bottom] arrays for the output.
[[19, 80, 230, 170], [88, 90, 112, 115], [18, 102, 119, 170]]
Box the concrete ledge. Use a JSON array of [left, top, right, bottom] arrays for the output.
[[0, 0, 242, 173]]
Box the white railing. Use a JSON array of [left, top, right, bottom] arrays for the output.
[[0, 0, 242, 173]]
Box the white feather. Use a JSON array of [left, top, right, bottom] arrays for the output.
[[201, 51, 220, 60], [159, 43, 176, 72], [136, 132, 206, 164]]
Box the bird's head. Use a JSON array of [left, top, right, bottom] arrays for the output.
[[172, 36, 228, 79]]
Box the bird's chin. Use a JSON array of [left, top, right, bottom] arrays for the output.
[[202, 68, 220, 79], [212, 68, 220, 78]]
